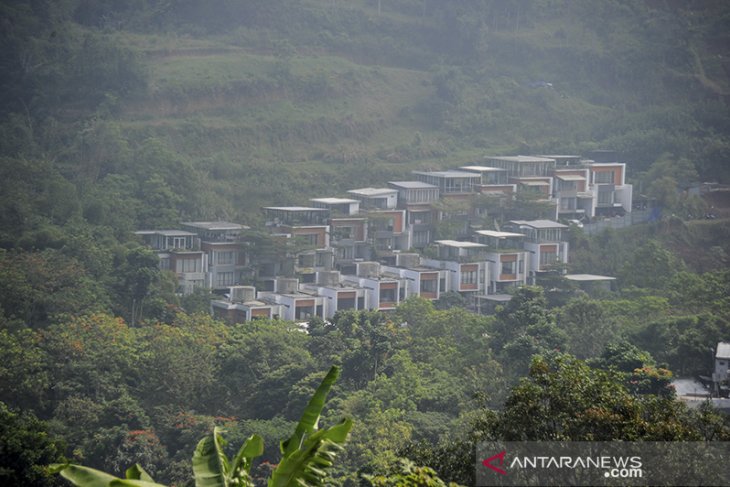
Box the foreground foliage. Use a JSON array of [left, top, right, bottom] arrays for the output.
[[51, 366, 351, 487]]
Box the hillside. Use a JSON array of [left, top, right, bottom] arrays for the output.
[[3, 3, 730, 485], [2, 0, 730, 239]]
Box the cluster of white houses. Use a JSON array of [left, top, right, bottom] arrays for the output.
[[135, 152, 631, 323]]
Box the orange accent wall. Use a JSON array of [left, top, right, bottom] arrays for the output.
[[338, 291, 356, 299], [296, 299, 315, 307], [392, 211, 404, 233], [593, 166, 623, 185], [501, 254, 517, 262]]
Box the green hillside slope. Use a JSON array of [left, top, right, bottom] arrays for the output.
[[1, 0, 729, 238]]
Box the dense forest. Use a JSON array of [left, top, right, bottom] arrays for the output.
[[1, 1, 730, 486]]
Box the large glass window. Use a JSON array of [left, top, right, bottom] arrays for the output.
[[560, 197, 577, 210], [461, 270, 477, 285], [421, 278, 438, 293], [380, 288, 397, 303], [597, 189, 614, 206], [172, 237, 187, 249], [594, 171, 615, 184], [539, 250, 558, 269], [180, 258, 200, 273], [298, 234, 319, 246], [216, 271, 235, 287], [216, 251, 234, 265], [333, 226, 353, 240], [413, 230, 430, 247]]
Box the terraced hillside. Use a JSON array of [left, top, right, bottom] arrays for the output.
[[1, 0, 729, 234]]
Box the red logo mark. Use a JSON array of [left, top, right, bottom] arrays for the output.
[[482, 450, 507, 475]]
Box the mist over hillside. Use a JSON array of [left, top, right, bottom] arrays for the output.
[[2, 0, 729, 235], [2, 3, 730, 486]]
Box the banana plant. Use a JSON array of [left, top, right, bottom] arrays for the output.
[[51, 366, 351, 487], [48, 462, 166, 487], [270, 365, 352, 487]]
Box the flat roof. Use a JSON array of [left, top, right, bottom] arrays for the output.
[[486, 155, 556, 163], [263, 206, 329, 212], [134, 230, 196, 237], [519, 180, 550, 186], [555, 174, 586, 181], [510, 219, 568, 229], [672, 378, 710, 397], [475, 230, 525, 238], [388, 181, 438, 189], [435, 240, 487, 248], [564, 274, 616, 282], [717, 342, 730, 359], [476, 294, 513, 302], [310, 197, 360, 205], [539, 155, 582, 159], [412, 170, 481, 178], [181, 221, 248, 230], [460, 165, 506, 172], [347, 187, 398, 197]]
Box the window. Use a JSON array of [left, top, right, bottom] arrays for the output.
[[539, 250, 558, 269], [380, 288, 397, 303], [560, 197, 576, 210], [594, 171, 615, 184], [413, 230, 430, 247], [538, 228, 562, 242], [216, 271, 235, 287], [172, 236, 187, 249], [461, 270, 477, 285], [557, 179, 576, 191], [333, 226, 353, 240], [421, 278, 437, 293], [180, 258, 200, 273], [338, 246, 354, 260], [502, 261, 515, 275], [216, 251, 234, 265], [376, 237, 393, 250], [597, 189, 614, 206], [299, 234, 319, 246]]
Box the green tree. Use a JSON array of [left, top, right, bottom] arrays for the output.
[[0, 249, 105, 327], [113, 246, 163, 325], [491, 287, 567, 377], [219, 320, 315, 418], [0, 402, 66, 487], [0, 328, 50, 411], [52, 367, 352, 487], [365, 459, 463, 487], [557, 297, 616, 359], [136, 314, 228, 412], [619, 240, 685, 289], [498, 354, 710, 442]]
